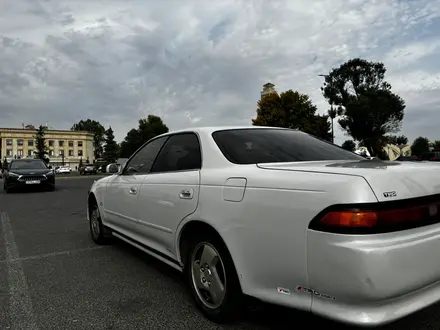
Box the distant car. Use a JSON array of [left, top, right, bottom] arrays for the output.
[[80, 164, 97, 175], [3, 159, 55, 193], [420, 151, 440, 161], [87, 126, 440, 327], [55, 166, 71, 174], [396, 155, 420, 162]]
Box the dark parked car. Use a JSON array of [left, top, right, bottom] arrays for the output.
[[3, 159, 55, 193], [79, 164, 97, 175], [420, 151, 440, 161], [396, 155, 421, 161]]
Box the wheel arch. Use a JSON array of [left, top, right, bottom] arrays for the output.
[[177, 219, 243, 288]]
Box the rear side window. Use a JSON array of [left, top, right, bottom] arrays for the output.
[[212, 129, 364, 164], [151, 133, 201, 173]]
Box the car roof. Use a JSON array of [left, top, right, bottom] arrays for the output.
[[157, 126, 290, 137]]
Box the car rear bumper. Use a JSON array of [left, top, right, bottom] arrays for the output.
[[307, 224, 440, 326]]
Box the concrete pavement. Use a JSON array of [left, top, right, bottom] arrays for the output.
[[0, 178, 438, 329]]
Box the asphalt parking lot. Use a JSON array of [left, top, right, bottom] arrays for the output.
[[0, 177, 439, 330]]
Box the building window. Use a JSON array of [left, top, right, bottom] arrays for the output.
[[59, 140, 64, 147], [28, 140, 34, 147], [6, 149, 12, 156], [59, 150, 64, 156], [17, 139, 23, 146], [49, 150, 55, 156], [68, 141, 74, 147], [6, 139, 12, 146], [69, 150, 74, 156], [78, 150, 83, 157], [49, 140, 54, 147], [27, 150, 33, 157], [17, 150, 23, 157], [78, 141, 83, 147]]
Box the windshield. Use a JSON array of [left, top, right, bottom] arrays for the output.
[[10, 160, 48, 170], [212, 128, 364, 164]]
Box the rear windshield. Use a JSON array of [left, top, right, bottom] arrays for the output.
[[10, 160, 47, 169], [212, 129, 364, 164]]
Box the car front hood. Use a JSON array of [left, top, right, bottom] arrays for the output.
[[257, 160, 440, 202]]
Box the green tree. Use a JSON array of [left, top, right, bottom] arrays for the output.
[[34, 125, 48, 161], [71, 119, 106, 159], [120, 115, 169, 158], [321, 58, 406, 157], [411, 137, 430, 157], [384, 135, 408, 145], [341, 140, 356, 152], [103, 126, 119, 163], [252, 90, 332, 141], [431, 140, 440, 151]]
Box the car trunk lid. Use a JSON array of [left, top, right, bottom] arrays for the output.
[[257, 160, 440, 202]]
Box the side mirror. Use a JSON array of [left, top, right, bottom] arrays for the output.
[[48, 165, 52, 169], [107, 164, 119, 174]]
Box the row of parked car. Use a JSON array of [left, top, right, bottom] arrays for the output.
[[397, 151, 440, 161], [54, 164, 98, 175]]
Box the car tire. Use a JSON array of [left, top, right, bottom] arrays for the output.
[[185, 232, 243, 324], [89, 202, 113, 245]]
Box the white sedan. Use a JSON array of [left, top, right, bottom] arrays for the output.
[[87, 126, 440, 326], [55, 166, 71, 174]]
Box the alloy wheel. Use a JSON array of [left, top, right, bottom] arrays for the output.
[[90, 208, 101, 239], [190, 242, 227, 309]]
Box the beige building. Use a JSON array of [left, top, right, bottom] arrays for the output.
[[0, 127, 94, 169]]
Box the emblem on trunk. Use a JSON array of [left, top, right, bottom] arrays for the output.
[[383, 191, 397, 198]]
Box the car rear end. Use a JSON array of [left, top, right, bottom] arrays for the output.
[[306, 163, 440, 326], [210, 127, 440, 326]]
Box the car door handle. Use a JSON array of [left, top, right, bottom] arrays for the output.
[[129, 187, 137, 195], [180, 189, 194, 199]]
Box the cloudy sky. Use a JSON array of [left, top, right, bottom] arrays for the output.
[[1, 0, 440, 144]]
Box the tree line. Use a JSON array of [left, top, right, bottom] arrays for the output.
[[27, 57, 433, 164], [254, 58, 408, 159]]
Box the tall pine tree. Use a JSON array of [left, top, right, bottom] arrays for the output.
[[103, 126, 119, 163], [34, 125, 49, 162]]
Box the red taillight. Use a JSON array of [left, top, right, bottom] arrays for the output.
[[320, 211, 378, 227], [313, 203, 440, 233]]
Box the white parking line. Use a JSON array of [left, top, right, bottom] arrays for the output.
[[1, 211, 38, 330], [17, 245, 108, 261]]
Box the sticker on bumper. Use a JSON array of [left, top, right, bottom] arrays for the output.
[[296, 285, 335, 300]]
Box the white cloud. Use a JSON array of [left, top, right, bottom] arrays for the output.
[[0, 0, 440, 144]]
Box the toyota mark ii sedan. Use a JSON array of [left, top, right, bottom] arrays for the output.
[[87, 126, 440, 327]]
